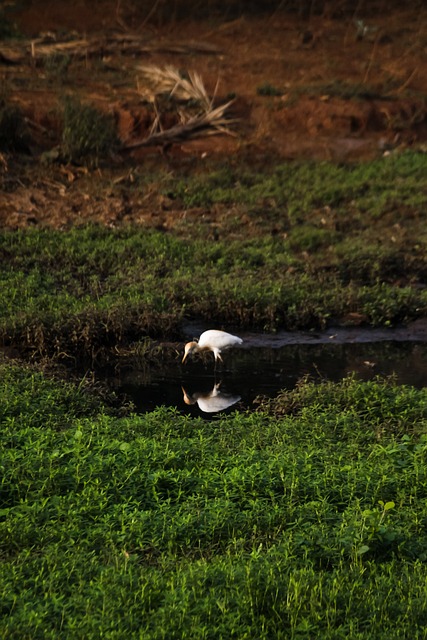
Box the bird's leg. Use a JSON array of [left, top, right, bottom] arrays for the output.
[[214, 353, 223, 372]]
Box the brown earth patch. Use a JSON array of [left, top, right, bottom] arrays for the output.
[[1, 2, 427, 228]]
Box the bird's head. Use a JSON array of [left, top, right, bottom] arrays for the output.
[[182, 340, 199, 364]]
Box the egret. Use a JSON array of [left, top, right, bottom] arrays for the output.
[[182, 383, 241, 413], [182, 329, 243, 365]]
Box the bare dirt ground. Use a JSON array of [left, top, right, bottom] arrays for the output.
[[1, 1, 427, 229]]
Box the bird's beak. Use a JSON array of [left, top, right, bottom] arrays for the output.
[[182, 387, 192, 404], [182, 352, 188, 364]]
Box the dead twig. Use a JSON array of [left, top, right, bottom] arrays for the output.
[[395, 67, 418, 94], [137, 0, 162, 31]]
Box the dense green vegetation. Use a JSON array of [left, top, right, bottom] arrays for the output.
[[1, 151, 427, 359], [1, 363, 427, 638], [1, 150, 427, 637]]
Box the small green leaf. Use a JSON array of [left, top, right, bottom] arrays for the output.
[[357, 545, 370, 556], [384, 501, 395, 511]]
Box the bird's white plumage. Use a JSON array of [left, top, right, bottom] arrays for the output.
[[198, 330, 242, 351], [182, 383, 241, 413], [182, 329, 243, 364]]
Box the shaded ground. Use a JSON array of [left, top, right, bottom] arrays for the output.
[[1, 2, 427, 229]]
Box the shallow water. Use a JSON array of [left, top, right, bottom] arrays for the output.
[[108, 326, 427, 418]]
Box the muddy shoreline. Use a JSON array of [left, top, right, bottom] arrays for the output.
[[184, 318, 427, 349]]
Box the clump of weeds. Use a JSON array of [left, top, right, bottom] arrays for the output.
[[44, 52, 72, 82], [61, 95, 119, 166]]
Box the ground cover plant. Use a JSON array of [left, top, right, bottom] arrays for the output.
[[1, 151, 427, 360], [1, 363, 427, 639]]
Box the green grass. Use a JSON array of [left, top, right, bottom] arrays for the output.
[[1, 151, 426, 359], [1, 225, 425, 358], [1, 363, 427, 638], [162, 151, 427, 221]]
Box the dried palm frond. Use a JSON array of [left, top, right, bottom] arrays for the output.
[[123, 64, 237, 150], [136, 64, 211, 109]]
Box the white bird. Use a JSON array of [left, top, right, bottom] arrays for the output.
[[182, 383, 241, 413], [182, 329, 243, 365]]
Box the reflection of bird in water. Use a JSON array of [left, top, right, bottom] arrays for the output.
[[182, 330, 243, 366], [182, 383, 241, 413]]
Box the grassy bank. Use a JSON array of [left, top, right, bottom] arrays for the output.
[[1, 362, 427, 638], [1, 151, 427, 360]]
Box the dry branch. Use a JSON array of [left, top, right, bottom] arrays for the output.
[[0, 34, 220, 65], [122, 100, 236, 151]]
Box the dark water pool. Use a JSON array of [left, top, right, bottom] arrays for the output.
[[105, 325, 427, 418]]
